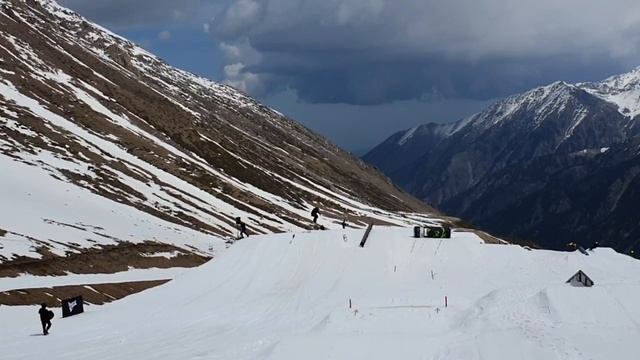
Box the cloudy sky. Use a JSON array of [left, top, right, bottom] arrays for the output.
[[59, 0, 640, 153]]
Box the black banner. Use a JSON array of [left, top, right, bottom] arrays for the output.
[[62, 295, 84, 318]]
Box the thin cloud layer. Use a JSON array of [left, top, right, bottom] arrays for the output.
[[208, 0, 640, 104]]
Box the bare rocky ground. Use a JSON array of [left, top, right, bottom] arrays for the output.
[[0, 241, 210, 278], [0, 279, 170, 306], [0, 241, 208, 306], [0, 235, 205, 302]]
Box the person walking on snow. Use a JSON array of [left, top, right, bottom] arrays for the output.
[[38, 303, 53, 335], [235, 217, 249, 239], [311, 207, 320, 224]]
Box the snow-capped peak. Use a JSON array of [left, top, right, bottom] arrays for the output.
[[457, 65, 640, 137], [579, 67, 640, 118], [394, 81, 585, 146], [463, 80, 580, 131]]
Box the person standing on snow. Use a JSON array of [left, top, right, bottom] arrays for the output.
[[311, 207, 320, 224], [235, 217, 249, 239], [38, 303, 54, 335]]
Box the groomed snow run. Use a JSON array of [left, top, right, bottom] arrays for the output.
[[2, 227, 640, 359]]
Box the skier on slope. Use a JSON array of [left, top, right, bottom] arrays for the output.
[[38, 303, 54, 335], [311, 207, 320, 224], [235, 217, 249, 239]]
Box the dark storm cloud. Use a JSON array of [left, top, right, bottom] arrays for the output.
[[58, 0, 640, 105], [249, 55, 605, 105], [208, 0, 640, 104]]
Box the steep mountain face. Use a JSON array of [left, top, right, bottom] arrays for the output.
[[450, 138, 640, 252], [364, 68, 640, 252], [0, 0, 438, 267], [366, 81, 633, 204]]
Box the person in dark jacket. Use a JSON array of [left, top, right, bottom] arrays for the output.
[[311, 207, 320, 223], [235, 217, 249, 239], [38, 303, 53, 335]]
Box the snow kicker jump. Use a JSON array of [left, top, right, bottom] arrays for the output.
[[3, 227, 640, 360]]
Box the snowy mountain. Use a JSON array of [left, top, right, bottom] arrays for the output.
[[0, 0, 439, 272], [366, 80, 631, 203], [581, 66, 640, 119], [3, 227, 640, 359], [364, 67, 640, 252]]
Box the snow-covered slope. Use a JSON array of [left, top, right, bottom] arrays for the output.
[[2, 227, 639, 359], [581, 66, 640, 119], [467, 81, 599, 134], [0, 0, 437, 266]]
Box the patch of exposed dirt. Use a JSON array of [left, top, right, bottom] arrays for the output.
[[0, 228, 7, 237], [0, 279, 169, 306], [0, 241, 210, 277]]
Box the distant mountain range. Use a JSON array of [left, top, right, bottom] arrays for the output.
[[364, 67, 640, 252]]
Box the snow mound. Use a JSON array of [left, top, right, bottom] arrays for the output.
[[2, 227, 640, 359]]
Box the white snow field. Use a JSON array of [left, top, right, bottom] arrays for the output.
[[2, 227, 640, 360]]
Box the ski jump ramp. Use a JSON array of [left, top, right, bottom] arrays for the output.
[[2, 227, 640, 360]]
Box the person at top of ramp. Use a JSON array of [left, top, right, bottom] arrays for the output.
[[235, 217, 249, 239], [311, 207, 320, 224]]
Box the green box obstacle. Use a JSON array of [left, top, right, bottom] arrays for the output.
[[422, 226, 451, 239]]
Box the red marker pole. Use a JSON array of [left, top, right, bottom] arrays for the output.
[[445, 296, 448, 308]]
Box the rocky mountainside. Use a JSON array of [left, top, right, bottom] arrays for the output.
[[0, 0, 439, 271], [449, 139, 640, 252], [364, 68, 640, 252]]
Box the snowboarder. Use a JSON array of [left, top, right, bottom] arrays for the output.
[[311, 207, 320, 224], [235, 217, 249, 239], [38, 303, 53, 335]]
